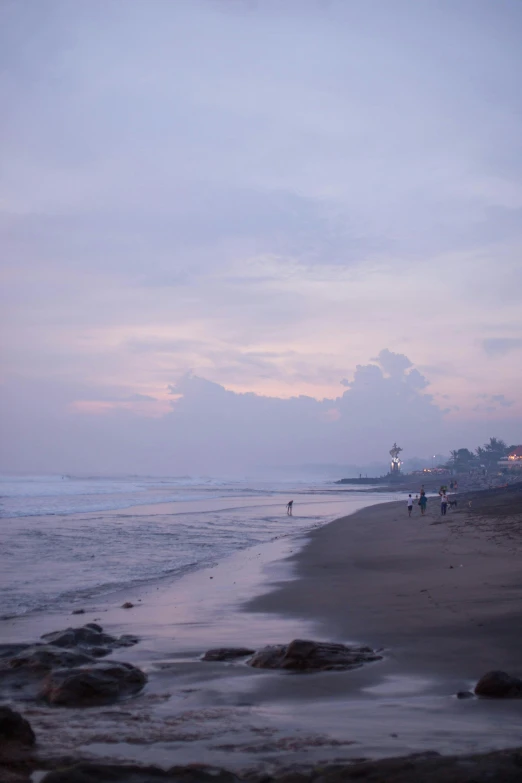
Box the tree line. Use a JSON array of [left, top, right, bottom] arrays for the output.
[[444, 438, 518, 473]]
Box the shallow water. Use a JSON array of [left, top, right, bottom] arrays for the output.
[[0, 474, 391, 618]]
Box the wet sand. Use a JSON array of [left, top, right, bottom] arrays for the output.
[[4, 489, 522, 778], [249, 492, 522, 679]]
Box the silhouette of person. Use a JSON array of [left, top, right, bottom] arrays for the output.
[[286, 500, 294, 515]]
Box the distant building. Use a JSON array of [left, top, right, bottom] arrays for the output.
[[498, 446, 522, 471]]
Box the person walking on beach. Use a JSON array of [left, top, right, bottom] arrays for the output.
[[286, 500, 294, 515], [419, 492, 427, 516], [440, 492, 448, 516], [407, 494, 413, 517]]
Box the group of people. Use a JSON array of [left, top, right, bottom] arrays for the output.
[[407, 485, 452, 517]]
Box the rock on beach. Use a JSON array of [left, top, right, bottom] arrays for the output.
[[41, 762, 240, 783], [41, 624, 138, 655], [40, 661, 147, 706], [474, 670, 522, 698], [202, 647, 255, 661], [0, 706, 35, 746], [247, 639, 382, 671], [0, 625, 144, 707]]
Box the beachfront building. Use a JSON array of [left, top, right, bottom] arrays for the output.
[[498, 446, 522, 471]]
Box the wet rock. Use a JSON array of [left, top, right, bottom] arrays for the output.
[[40, 660, 147, 706], [41, 762, 240, 783], [248, 639, 382, 672], [40, 624, 139, 656], [118, 635, 140, 647], [0, 645, 97, 702], [475, 670, 522, 698], [71, 609, 85, 615], [122, 602, 134, 609], [8, 645, 94, 670], [0, 706, 35, 745], [88, 646, 111, 658], [202, 647, 255, 662], [456, 690, 474, 699], [0, 644, 32, 660]]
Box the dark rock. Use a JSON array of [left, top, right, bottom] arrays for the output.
[[122, 602, 134, 609], [40, 625, 139, 656], [88, 647, 111, 658], [0, 644, 100, 701], [248, 639, 382, 672], [71, 609, 85, 615], [37, 750, 522, 783], [40, 661, 147, 706], [202, 647, 255, 662], [475, 670, 522, 698], [41, 762, 240, 783], [8, 645, 94, 670], [456, 690, 474, 699], [0, 644, 32, 660], [0, 706, 35, 745], [118, 635, 140, 647]]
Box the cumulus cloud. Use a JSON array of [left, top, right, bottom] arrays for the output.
[[372, 349, 413, 378], [0, 350, 445, 474]]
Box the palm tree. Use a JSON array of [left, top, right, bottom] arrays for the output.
[[476, 438, 508, 473], [447, 448, 475, 472]]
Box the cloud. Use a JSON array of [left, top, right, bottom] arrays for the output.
[[483, 394, 514, 408], [482, 338, 522, 357], [0, 350, 437, 472], [1, 347, 521, 476], [373, 349, 413, 377], [473, 393, 515, 413], [1, 0, 522, 472]]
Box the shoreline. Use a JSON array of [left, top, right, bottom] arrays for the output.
[[247, 494, 522, 678], [1, 489, 389, 622], [3, 487, 522, 779]]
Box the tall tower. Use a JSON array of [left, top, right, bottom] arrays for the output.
[[389, 443, 403, 475]]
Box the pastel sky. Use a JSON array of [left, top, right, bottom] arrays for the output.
[[1, 0, 521, 475]]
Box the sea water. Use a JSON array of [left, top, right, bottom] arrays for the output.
[[0, 474, 388, 618]]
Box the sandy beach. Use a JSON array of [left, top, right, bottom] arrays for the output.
[[251, 487, 522, 679], [3, 486, 522, 781]]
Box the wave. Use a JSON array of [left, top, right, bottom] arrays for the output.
[[0, 474, 325, 518]]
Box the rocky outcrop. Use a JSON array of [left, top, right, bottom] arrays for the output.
[[202, 647, 255, 661], [37, 749, 522, 783], [0, 625, 143, 707], [41, 763, 239, 782], [248, 639, 382, 672], [475, 670, 522, 698], [0, 642, 97, 701], [41, 624, 138, 657], [40, 661, 147, 706], [0, 706, 35, 746], [9, 645, 94, 670], [0, 644, 32, 660]]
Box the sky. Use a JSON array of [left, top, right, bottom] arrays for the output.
[[1, 0, 521, 476]]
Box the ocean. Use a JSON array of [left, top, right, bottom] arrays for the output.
[[0, 474, 388, 619]]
